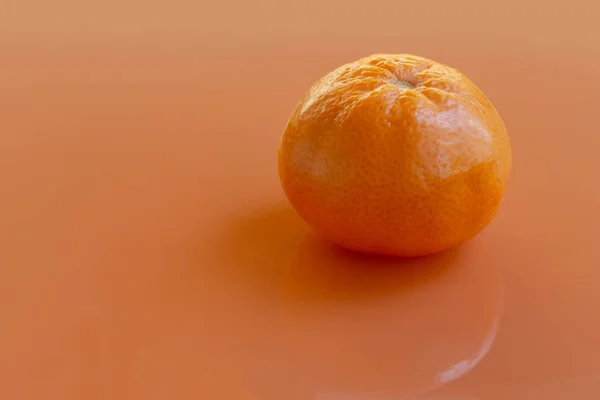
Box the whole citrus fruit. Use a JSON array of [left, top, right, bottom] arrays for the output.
[[278, 54, 511, 257]]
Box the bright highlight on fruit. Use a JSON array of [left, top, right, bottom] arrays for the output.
[[278, 54, 512, 257]]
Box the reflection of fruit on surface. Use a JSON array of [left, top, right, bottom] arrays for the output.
[[278, 54, 512, 257], [277, 235, 504, 399]]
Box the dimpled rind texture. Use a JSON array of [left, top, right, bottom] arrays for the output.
[[278, 54, 512, 257]]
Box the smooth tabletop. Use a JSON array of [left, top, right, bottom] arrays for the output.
[[2, 1, 600, 399]]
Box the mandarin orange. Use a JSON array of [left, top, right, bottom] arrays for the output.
[[278, 54, 511, 257]]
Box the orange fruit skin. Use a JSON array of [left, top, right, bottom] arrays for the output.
[[278, 54, 512, 257]]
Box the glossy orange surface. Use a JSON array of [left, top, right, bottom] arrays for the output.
[[2, 1, 600, 399], [279, 53, 511, 257]]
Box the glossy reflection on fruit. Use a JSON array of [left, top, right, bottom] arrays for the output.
[[278, 54, 512, 257]]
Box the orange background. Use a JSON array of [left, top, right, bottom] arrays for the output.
[[2, 1, 600, 399]]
